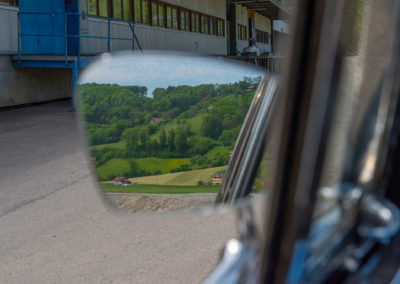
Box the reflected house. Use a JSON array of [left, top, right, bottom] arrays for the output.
[[113, 177, 132, 186], [211, 173, 224, 185], [246, 85, 256, 92], [150, 117, 164, 124]]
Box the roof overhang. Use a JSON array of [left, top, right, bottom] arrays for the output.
[[231, 0, 290, 20]]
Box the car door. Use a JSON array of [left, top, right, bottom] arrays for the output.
[[256, 0, 400, 283]]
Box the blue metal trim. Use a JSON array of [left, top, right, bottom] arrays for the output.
[[391, 268, 400, 284], [358, 252, 382, 278], [19, 11, 136, 24], [19, 34, 133, 41], [12, 60, 91, 69], [286, 239, 309, 284], [71, 60, 79, 108], [108, 19, 111, 52]]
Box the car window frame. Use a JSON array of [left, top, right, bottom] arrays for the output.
[[216, 74, 278, 204]]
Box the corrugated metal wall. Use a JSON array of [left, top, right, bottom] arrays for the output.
[[79, 0, 227, 55]]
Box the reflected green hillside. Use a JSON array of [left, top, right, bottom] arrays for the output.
[[80, 77, 260, 181]]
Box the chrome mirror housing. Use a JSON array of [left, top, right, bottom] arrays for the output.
[[77, 52, 268, 213]]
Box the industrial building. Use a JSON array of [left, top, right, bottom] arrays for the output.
[[0, 0, 288, 107]]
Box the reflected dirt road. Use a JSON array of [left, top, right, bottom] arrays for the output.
[[104, 193, 217, 213]]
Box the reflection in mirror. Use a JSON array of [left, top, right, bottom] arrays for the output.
[[78, 52, 265, 213]]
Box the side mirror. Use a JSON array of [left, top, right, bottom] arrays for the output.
[[77, 52, 267, 213]]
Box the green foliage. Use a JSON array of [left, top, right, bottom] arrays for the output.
[[96, 157, 191, 181], [127, 166, 227, 186], [218, 126, 242, 147], [187, 136, 216, 156], [100, 183, 219, 194], [91, 141, 126, 151], [95, 158, 132, 181], [206, 146, 231, 159], [91, 147, 126, 167], [81, 78, 259, 180]]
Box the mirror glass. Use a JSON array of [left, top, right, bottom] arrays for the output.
[[78, 52, 265, 213]]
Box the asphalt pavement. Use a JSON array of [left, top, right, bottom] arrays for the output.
[[0, 100, 239, 283]]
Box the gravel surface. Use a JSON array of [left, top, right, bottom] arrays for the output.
[[104, 193, 218, 213]]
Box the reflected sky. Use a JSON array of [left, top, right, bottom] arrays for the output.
[[79, 53, 265, 96]]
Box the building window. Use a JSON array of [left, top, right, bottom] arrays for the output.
[[255, 29, 269, 44], [134, 0, 141, 22], [87, 0, 98, 16], [217, 19, 224, 36], [142, 0, 149, 24], [166, 6, 172, 28], [99, 0, 109, 17], [210, 18, 217, 36], [238, 24, 247, 40], [180, 9, 191, 31], [180, 10, 185, 30], [195, 14, 200, 33], [113, 0, 122, 19], [123, 0, 132, 20], [191, 12, 196, 32], [205, 16, 210, 34], [172, 7, 177, 29], [85, 0, 224, 37], [185, 11, 190, 31], [201, 15, 210, 34], [158, 3, 165, 27], [151, 2, 158, 26]]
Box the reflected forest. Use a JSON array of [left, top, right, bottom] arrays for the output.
[[80, 77, 260, 194]]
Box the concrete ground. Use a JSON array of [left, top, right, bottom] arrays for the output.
[[0, 100, 239, 284]]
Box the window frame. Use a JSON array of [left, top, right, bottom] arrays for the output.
[[255, 29, 269, 44], [133, 0, 141, 23], [151, 1, 158, 26], [122, 0, 133, 20], [112, 0, 123, 19], [141, 0, 149, 24], [238, 24, 247, 41], [86, 0, 224, 37], [157, 2, 165, 27], [87, 0, 99, 16], [171, 6, 178, 29]]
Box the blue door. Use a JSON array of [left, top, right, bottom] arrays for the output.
[[20, 0, 66, 54]]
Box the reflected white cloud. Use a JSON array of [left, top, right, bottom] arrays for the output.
[[80, 53, 264, 96]]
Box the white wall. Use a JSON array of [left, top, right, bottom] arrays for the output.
[[273, 20, 289, 34], [0, 5, 18, 54], [0, 56, 72, 107]]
